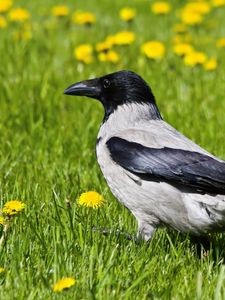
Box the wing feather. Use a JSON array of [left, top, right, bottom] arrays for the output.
[[106, 137, 225, 194]]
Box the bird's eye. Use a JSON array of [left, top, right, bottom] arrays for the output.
[[103, 79, 110, 89]]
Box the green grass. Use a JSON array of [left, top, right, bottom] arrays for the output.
[[1, 0, 225, 299]]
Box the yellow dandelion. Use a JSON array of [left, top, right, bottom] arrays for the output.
[[204, 58, 217, 71], [51, 5, 69, 17], [181, 10, 203, 25], [141, 41, 165, 59], [119, 7, 136, 22], [114, 31, 136, 45], [2, 200, 25, 216], [72, 11, 96, 25], [184, 2, 211, 15], [74, 44, 93, 64], [151, 1, 171, 15], [96, 41, 112, 52], [98, 50, 120, 63], [0, 15, 7, 28], [105, 35, 117, 47], [216, 37, 225, 48], [212, 0, 225, 7], [0, 267, 6, 274], [8, 8, 30, 22], [184, 51, 207, 67], [0, 216, 4, 225], [0, 0, 12, 13], [53, 277, 76, 292], [173, 23, 187, 33], [173, 43, 194, 56], [78, 191, 104, 209]]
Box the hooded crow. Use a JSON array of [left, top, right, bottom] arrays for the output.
[[64, 70, 225, 242]]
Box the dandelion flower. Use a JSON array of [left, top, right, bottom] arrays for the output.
[[0, 16, 7, 28], [74, 44, 93, 64], [98, 50, 120, 63], [8, 8, 30, 22], [2, 200, 25, 216], [119, 7, 136, 22], [0, 267, 6, 274], [181, 10, 203, 25], [53, 277, 76, 292], [216, 37, 225, 48], [105, 35, 117, 47], [184, 51, 207, 67], [212, 0, 225, 7], [0, 0, 12, 13], [0, 216, 4, 225], [151, 2, 171, 15], [173, 43, 194, 56], [184, 2, 211, 15], [78, 191, 104, 208], [96, 41, 112, 52], [114, 31, 136, 45], [52, 5, 69, 17], [204, 58, 217, 71], [141, 41, 165, 59], [72, 11, 96, 25]]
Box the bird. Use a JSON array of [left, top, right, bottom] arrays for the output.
[[64, 70, 225, 243]]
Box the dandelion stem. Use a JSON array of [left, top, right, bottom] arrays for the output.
[[0, 222, 10, 248]]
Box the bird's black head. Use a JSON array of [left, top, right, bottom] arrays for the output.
[[64, 70, 161, 120]]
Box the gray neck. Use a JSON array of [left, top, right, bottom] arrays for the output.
[[99, 102, 163, 139]]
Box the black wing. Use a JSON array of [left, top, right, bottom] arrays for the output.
[[106, 137, 225, 194]]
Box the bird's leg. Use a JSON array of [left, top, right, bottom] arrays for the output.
[[136, 221, 156, 243]]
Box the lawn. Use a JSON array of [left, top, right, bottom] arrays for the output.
[[1, 0, 225, 299]]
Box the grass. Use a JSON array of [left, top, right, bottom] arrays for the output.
[[1, 0, 225, 299]]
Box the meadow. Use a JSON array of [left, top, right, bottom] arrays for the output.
[[1, 0, 225, 299]]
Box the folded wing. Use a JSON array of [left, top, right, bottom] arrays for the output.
[[106, 137, 225, 194]]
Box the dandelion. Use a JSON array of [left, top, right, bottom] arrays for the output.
[[184, 2, 211, 15], [2, 200, 25, 216], [151, 1, 171, 15], [105, 35, 117, 47], [74, 44, 93, 64], [204, 58, 217, 71], [8, 8, 30, 22], [119, 7, 136, 22], [96, 41, 112, 52], [212, 0, 225, 7], [52, 5, 69, 17], [53, 277, 76, 292], [0, 267, 6, 274], [0, 216, 4, 225], [141, 41, 165, 59], [216, 37, 225, 48], [98, 50, 120, 63], [184, 51, 207, 67], [0, 0, 12, 13], [181, 10, 203, 25], [173, 43, 194, 56], [114, 31, 136, 45], [72, 11, 96, 25], [78, 191, 104, 208], [0, 15, 7, 28]]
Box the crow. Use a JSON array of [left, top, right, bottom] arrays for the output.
[[64, 70, 225, 243]]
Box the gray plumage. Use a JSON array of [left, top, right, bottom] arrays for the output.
[[64, 70, 225, 242]]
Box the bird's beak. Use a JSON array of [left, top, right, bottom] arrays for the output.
[[64, 78, 100, 100]]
